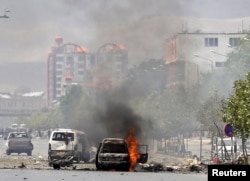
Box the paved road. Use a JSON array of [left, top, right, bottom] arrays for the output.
[[0, 137, 209, 180], [0, 136, 212, 163], [186, 137, 212, 162], [0, 169, 207, 181]]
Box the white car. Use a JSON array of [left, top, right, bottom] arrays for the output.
[[5, 132, 33, 156]]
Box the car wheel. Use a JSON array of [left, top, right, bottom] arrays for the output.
[[6, 151, 10, 155], [53, 164, 60, 170], [75, 152, 81, 163], [83, 152, 90, 163]]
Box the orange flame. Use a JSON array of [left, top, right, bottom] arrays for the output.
[[126, 127, 140, 172]]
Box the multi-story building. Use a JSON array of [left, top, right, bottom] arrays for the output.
[[47, 36, 93, 108], [165, 32, 247, 91], [0, 92, 46, 117], [47, 36, 128, 108], [90, 43, 128, 91]]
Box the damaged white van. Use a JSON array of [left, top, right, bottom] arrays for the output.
[[48, 128, 90, 168]]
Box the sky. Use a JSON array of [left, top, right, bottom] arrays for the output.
[[1, 0, 250, 63], [1, 0, 250, 91]]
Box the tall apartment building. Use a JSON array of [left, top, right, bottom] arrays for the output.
[[47, 36, 128, 108], [78, 43, 128, 97], [47, 36, 93, 108], [165, 32, 247, 91]]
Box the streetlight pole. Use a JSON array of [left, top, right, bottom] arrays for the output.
[[193, 54, 214, 71], [210, 50, 227, 57]]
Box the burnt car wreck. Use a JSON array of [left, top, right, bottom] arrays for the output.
[[95, 138, 148, 171]]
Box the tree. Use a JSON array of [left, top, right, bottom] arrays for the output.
[[221, 72, 250, 164], [226, 34, 250, 78], [59, 85, 83, 127], [196, 91, 225, 135]]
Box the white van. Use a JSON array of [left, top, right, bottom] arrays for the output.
[[48, 128, 90, 164]]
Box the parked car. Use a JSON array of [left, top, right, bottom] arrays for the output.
[[5, 132, 33, 156], [95, 138, 148, 171]]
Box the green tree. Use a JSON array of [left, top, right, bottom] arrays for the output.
[[18, 107, 63, 131], [59, 85, 83, 127], [133, 85, 197, 139], [196, 91, 225, 135], [221, 72, 250, 164]]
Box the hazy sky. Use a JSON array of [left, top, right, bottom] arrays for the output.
[[1, 0, 250, 92], [1, 0, 250, 63]]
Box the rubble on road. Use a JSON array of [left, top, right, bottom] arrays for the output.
[[0, 152, 208, 173], [134, 153, 208, 173]]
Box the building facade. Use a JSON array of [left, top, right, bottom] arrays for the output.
[[47, 36, 93, 108], [89, 43, 128, 91], [0, 92, 46, 117], [165, 32, 247, 91], [47, 36, 128, 108]]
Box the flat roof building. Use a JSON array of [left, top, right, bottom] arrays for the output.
[[165, 32, 247, 91]]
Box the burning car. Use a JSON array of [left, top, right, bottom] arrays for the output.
[[95, 137, 148, 171]]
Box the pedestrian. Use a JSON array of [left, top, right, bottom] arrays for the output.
[[47, 129, 51, 139], [212, 153, 221, 164]]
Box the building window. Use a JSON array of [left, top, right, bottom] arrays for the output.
[[56, 56, 64, 62], [205, 38, 218, 47], [56, 71, 62, 75], [78, 71, 84, 75], [78, 63, 84, 69], [66, 56, 74, 63], [78, 56, 84, 61], [215, 61, 225, 67], [56, 64, 62, 69], [229, 37, 239, 47]]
